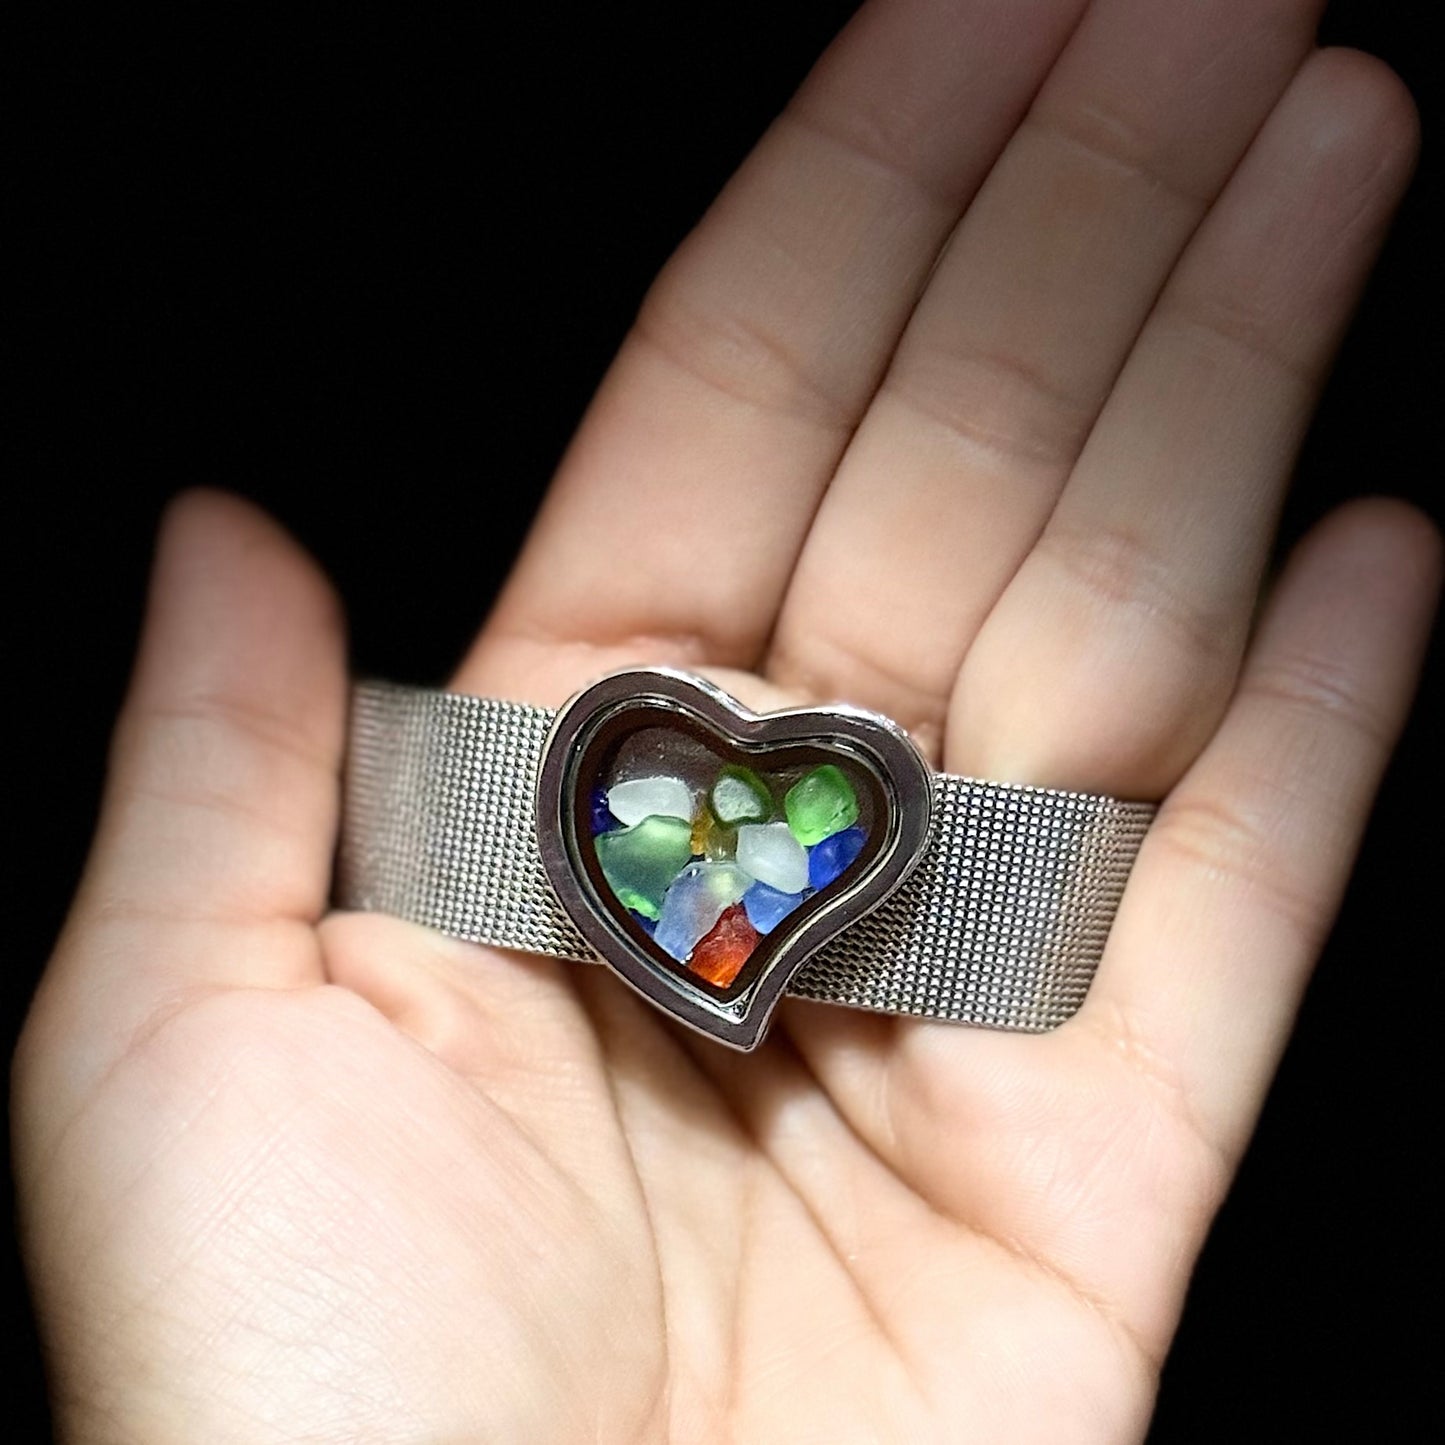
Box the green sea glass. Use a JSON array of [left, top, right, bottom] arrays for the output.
[[596, 814, 694, 920], [784, 764, 859, 846], [709, 765, 772, 826]]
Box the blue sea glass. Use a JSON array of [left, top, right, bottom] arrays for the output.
[[591, 786, 617, 835], [742, 879, 808, 935], [807, 826, 866, 890]]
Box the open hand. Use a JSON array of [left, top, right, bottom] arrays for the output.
[[15, 2, 1438, 1440]]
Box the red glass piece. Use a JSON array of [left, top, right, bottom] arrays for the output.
[[688, 904, 759, 988]]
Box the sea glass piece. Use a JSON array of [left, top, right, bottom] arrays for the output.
[[689, 904, 760, 987], [690, 809, 737, 862], [736, 821, 809, 895], [591, 787, 617, 836], [742, 880, 808, 935], [587, 720, 876, 971], [654, 861, 751, 962], [709, 765, 772, 826], [785, 764, 859, 846], [607, 775, 694, 828], [807, 825, 866, 890], [596, 815, 694, 920]]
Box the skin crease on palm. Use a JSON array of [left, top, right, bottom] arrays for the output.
[[11, 0, 1440, 1441]]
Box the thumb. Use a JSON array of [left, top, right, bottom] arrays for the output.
[[19, 491, 346, 1107]]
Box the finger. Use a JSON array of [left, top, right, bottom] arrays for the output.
[[1082, 498, 1441, 1164], [44, 491, 346, 1006], [771, 498, 1438, 1361], [456, 0, 1091, 702], [766, 0, 1323, 749], [949, 49, 1419, 790]]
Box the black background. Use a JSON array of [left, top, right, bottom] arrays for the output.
[[10, 3, 1439, 1439]]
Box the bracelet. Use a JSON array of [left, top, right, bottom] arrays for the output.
[[337, 669, 1154, 1049]]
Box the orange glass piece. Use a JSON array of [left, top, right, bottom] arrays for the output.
[[688, 904, 759, 988]]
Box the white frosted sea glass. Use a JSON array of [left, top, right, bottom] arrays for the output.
[[735, 822, 809, 896], [606, 775, 694, 828]]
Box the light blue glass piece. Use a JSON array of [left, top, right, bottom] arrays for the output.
[[742, 880, 809, 936], [654, 861, 751, 962]]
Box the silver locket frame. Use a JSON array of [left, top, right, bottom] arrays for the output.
[[535, 668, 934, 1049]]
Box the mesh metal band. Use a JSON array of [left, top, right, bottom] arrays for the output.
[[338, 682, 1155, 1031]]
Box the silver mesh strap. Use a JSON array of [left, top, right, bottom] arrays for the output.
[[338, 682, 1155, 1031]]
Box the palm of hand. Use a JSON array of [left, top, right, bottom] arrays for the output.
[[15, 3, 1438, 1441], [26, 861, 1211, 1442]]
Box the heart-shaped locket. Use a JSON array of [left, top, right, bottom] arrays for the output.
[[535, 670, 933, 1049]]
